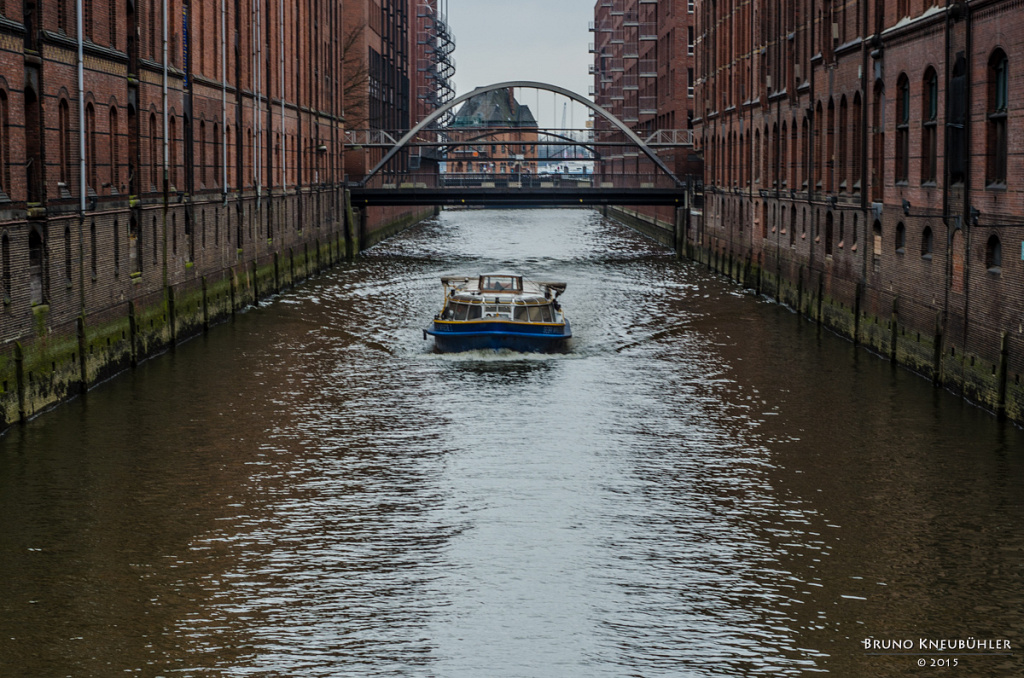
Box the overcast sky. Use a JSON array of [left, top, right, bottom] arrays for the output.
[[443, 0, 594, 129]]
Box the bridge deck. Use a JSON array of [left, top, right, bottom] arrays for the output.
[[349, 185, 686, 207]]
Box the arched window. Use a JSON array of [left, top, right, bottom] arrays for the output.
[[85, 103, 97, 193], [0, 90, 9, 198], [949, 54, 968, 184], [169, 115, 178, 189], [895, 222, 906, 254], [826, 98, 836, 192], [814, 103, 823, 189], [213, 123, 221, 187], [754, 129, 761, 184], [922, 68, 938, 184], [987, 50, 1008, 186], [896, 74, 910, 184], [149, 112, 158, 191], [838, 96, 848, 191], [872, 82, 885, 201], [59, 99, 72, 195], [199, 121, 207, 188], [986, 234, 1002, 273], [921, 226, 934, 259], [780, 122, 788, 188], [852, 93, 863, 192], [109, 106, 120, 194]]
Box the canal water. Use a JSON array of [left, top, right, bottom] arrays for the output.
[[2, 209, 1023, 677]]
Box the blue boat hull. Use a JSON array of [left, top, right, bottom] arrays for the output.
[[424, 319, 572, 353]]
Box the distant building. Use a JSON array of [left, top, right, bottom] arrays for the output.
[[590, 0, 696, 178], [447, 89, 539, 176]]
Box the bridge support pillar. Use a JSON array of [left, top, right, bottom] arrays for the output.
[[344, 189, 360, 259], [674, 207, 684, 260]]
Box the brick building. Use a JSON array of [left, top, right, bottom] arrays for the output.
[[0, 0, 444, 429], [446, 88, 539, 177], [693, 0, 1024, 422], [591, 0, 696, 236]]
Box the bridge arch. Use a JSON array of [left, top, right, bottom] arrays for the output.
[[358, 80, 683, 187]]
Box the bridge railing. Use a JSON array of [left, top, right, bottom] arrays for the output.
[[358, 172, 679, 190]]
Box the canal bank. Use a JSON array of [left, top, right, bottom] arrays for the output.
[[605, 202, 1024, 427], [0, 193, 434, 432]]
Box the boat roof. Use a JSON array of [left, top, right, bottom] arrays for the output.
[[441, 273, 566, 300]]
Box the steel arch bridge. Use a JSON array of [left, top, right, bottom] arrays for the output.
[[346, 81, 696, 207]]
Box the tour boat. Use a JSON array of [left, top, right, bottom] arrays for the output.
[[424, 273, 572, 353]]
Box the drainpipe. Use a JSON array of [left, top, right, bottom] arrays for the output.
[[280, 0, 286, 192], [162, 0, 168, 185], [77, 0, 85, 213], [255, 0, 262, 209], [222, 0, 228, 199]]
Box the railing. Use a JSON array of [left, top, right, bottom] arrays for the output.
[[358, 172, 680, 191]]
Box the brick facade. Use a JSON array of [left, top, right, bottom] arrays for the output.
[[0, 0, 438, 429], [693, 0, 1024, 422]]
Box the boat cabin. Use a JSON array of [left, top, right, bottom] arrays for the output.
[[480, 275, 522, 292]]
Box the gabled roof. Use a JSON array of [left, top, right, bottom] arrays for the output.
[[451, 88, 538, 128]]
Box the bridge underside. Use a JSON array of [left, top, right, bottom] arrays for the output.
[[349, 187, 686, 207]]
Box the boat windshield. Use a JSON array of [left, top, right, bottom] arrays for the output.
[[480, 275, 521, 292]]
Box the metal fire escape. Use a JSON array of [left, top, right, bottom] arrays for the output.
[[416, 1, 456, 126]]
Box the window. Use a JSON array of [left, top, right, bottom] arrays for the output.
[[85, 103, 97, 193], [949, 54, 967, 184], [825, 212, 834, 256], [895, 222, 906, 254], [852, 93, 863, 192], [688, 68, 694, 98], [688, 26, 694, 56], [921, 226, 934, 259], [109, 107, 119, 194], [872, 220, 882, 271], [90, 221, 97, 278], [200, 121, 207, 188], [109, 0, 117, 48], [169, 115, 178, 189], [65, 226, 73, 283], [1, 232, 9, 303], [111, 220, 119, 275], [987, 50, 1008, 186], [986, 234, 1002, 273], [59, 99, 72, 195], [896, 75, 909, 184], [29, 229, 45, 305], [0, 90, 8, 198], [838, 96, 848, 191], [922, 69, 938, 184], [150, 112, 158, 191]]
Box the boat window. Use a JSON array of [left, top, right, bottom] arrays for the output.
[[514, 305, 529, 321], [539, 304, 553, 322], [442, 303, 456, 320], [481, 275, 521, 292], [467, 304, 482, 320], [454, 303, 470, 321], [496, 305, 511, 316], [528, 305, 542, 322]]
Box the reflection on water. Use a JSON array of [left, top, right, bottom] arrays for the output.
[[1, 209, 1023, 677]]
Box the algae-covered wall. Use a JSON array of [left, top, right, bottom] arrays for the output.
[[0, 192, 432, 431]]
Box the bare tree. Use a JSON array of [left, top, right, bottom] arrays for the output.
[[342, 23, 370, 129]]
